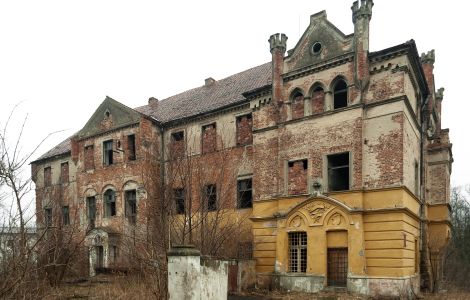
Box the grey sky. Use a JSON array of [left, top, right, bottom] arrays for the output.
[[0, 0, 468, 189]]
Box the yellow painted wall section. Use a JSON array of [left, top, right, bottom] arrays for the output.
[[428, 204, 450, 221], [327, 230, 348, 247]]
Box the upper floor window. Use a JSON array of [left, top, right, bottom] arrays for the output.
[[44, 167, 52, 187], [333, 79, 348, 109], [288, 232, 307, 273], [311, 85, 325, 114], [171, 131, 185, 158], [62, 206, 70, 225], [44, 207, 52, 227], [103, 140, 114, 166], [84, 145, 94, 170], [127, 135, 136, 161], [327, 152, 350, 191], [291, 90, 305, 119], [202, 123, 216, 154], [174, 188, 185, 214], [125, 190, 137, 223], [237, 178, 252, 209], [204, 184, 217, 211], [87, 196, 96, 228], [104, 189, 116, 217], [236, 114, 253, 146], [288, 159, 308, 195], [60, 162, 69, 183]]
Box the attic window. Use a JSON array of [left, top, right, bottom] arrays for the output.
[[105, 110, 111, 118], [311, 42, 322, 55]]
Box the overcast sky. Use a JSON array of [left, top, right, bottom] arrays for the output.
[[1, 0, 468, 190]]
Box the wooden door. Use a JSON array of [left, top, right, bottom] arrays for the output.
[[327, 248, 348, 286]]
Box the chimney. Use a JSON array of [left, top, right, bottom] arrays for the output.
[[269, 33, 288, 122], [148, 97, 159, 106], [352, 0, 374, 93], [205, 77, 216, 87], [420, 50, 436, 112]]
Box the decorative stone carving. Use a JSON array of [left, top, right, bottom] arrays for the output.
[[328, 212, 343, 226], [290, 215, 303, 227], [304, 202, 331, 223]]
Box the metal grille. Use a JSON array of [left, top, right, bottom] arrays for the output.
[[327, 248, 348, 286], [288, 232, 307, 273]]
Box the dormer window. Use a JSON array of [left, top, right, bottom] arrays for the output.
[[333, 79, 348, 109]]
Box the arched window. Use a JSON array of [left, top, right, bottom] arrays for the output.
[[333, 80, 348, 109], [311, 85, 325, 114], [291, 90, 304, 119], [104, 189, 116, 217]]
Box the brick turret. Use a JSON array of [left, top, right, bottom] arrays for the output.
[[352, 0, 373, 94], [269, 33, 287, 122]]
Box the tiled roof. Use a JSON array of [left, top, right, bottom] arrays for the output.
[[135, 62, 271, 123], [33, 62, 272, 163]]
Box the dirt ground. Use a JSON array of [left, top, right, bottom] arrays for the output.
[[42, 274, 470, 300]]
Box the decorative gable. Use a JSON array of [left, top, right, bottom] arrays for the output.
[[284, 11, 353, 73], [76, 96, 143, 140]]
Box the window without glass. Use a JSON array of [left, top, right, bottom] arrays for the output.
[[204, 184, 217, 211], [103, 140, 114, 165], [62, 206, 70, 225], [127, 135, 136, 161], [104, 189, 116, 217], [44, 208, 52, 227], [202, 123, 216, 154], [125, 190, 137, 223], [85, 145, 95, 170], [236, 114, 253, 146], [288, 159, 308, 195], [44, 167, 52, 187], [60, 162, 69, 183], [288, 232, 307, 273], [237, 178, 252, 208], [174, 188, 185, 214], [171, 131, 185, 157], [333, 80, 348, 109], [87, 196, 96, 228], [327, 153, 350, 191]]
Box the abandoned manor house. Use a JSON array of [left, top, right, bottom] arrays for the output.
[[31, 0, 453, 297]]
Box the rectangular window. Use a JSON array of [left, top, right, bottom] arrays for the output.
[[205, 184, 217, 211], [44, 208, 52, 227], [127, 135, 136, 161], [60, 162, 69, 183], [62, 206, 70, 225], [236, 114, 253, 146], [237, 178, 252, 208], [414, 161, 419, 196], [84, 145, 95, 170], [171, 131, 185, 158], [288, 232, 307, 273], [104, 190, 116, 217], [174, 188, 185, 214], [125, 190, 137, 223], [87, 196, 96, 228], [44, 167, 52, 187], [202, 123, 216, 154], [288, 159, 308, 195], [327, 153, 350, 191], [103, 140, 114, 166], [111, 245, 119, 263]]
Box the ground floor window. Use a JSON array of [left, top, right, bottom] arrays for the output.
[[288, 232, 307, 273]]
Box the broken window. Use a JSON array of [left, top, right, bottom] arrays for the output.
[[44, 207, 52, 227], [111, 245, 119, 263], [84, 145, 95, 170], [60, 162, 69, 183], [127, 135, 136, 161], [236, 114, 253, 146], [174, 188, 185, 214], [125, 190, 137, 223], [288, 232, 307, 273], [171, 131, 185, 157], [311, 86, 325, 114], [237, 178, 252, 208], [202, 123, 216, 154], [204, 184, 217, 211], [104, 189, 116, 217], [333, 80, 348, 109], [327, 152, 350, 191], [103, 140, 113, 166], [44, 167, 52, 187], [288, 159, 308, 195], [291, 90, 305, 119], [87, 196, 96, 228], [62, 206, 70, 225]]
